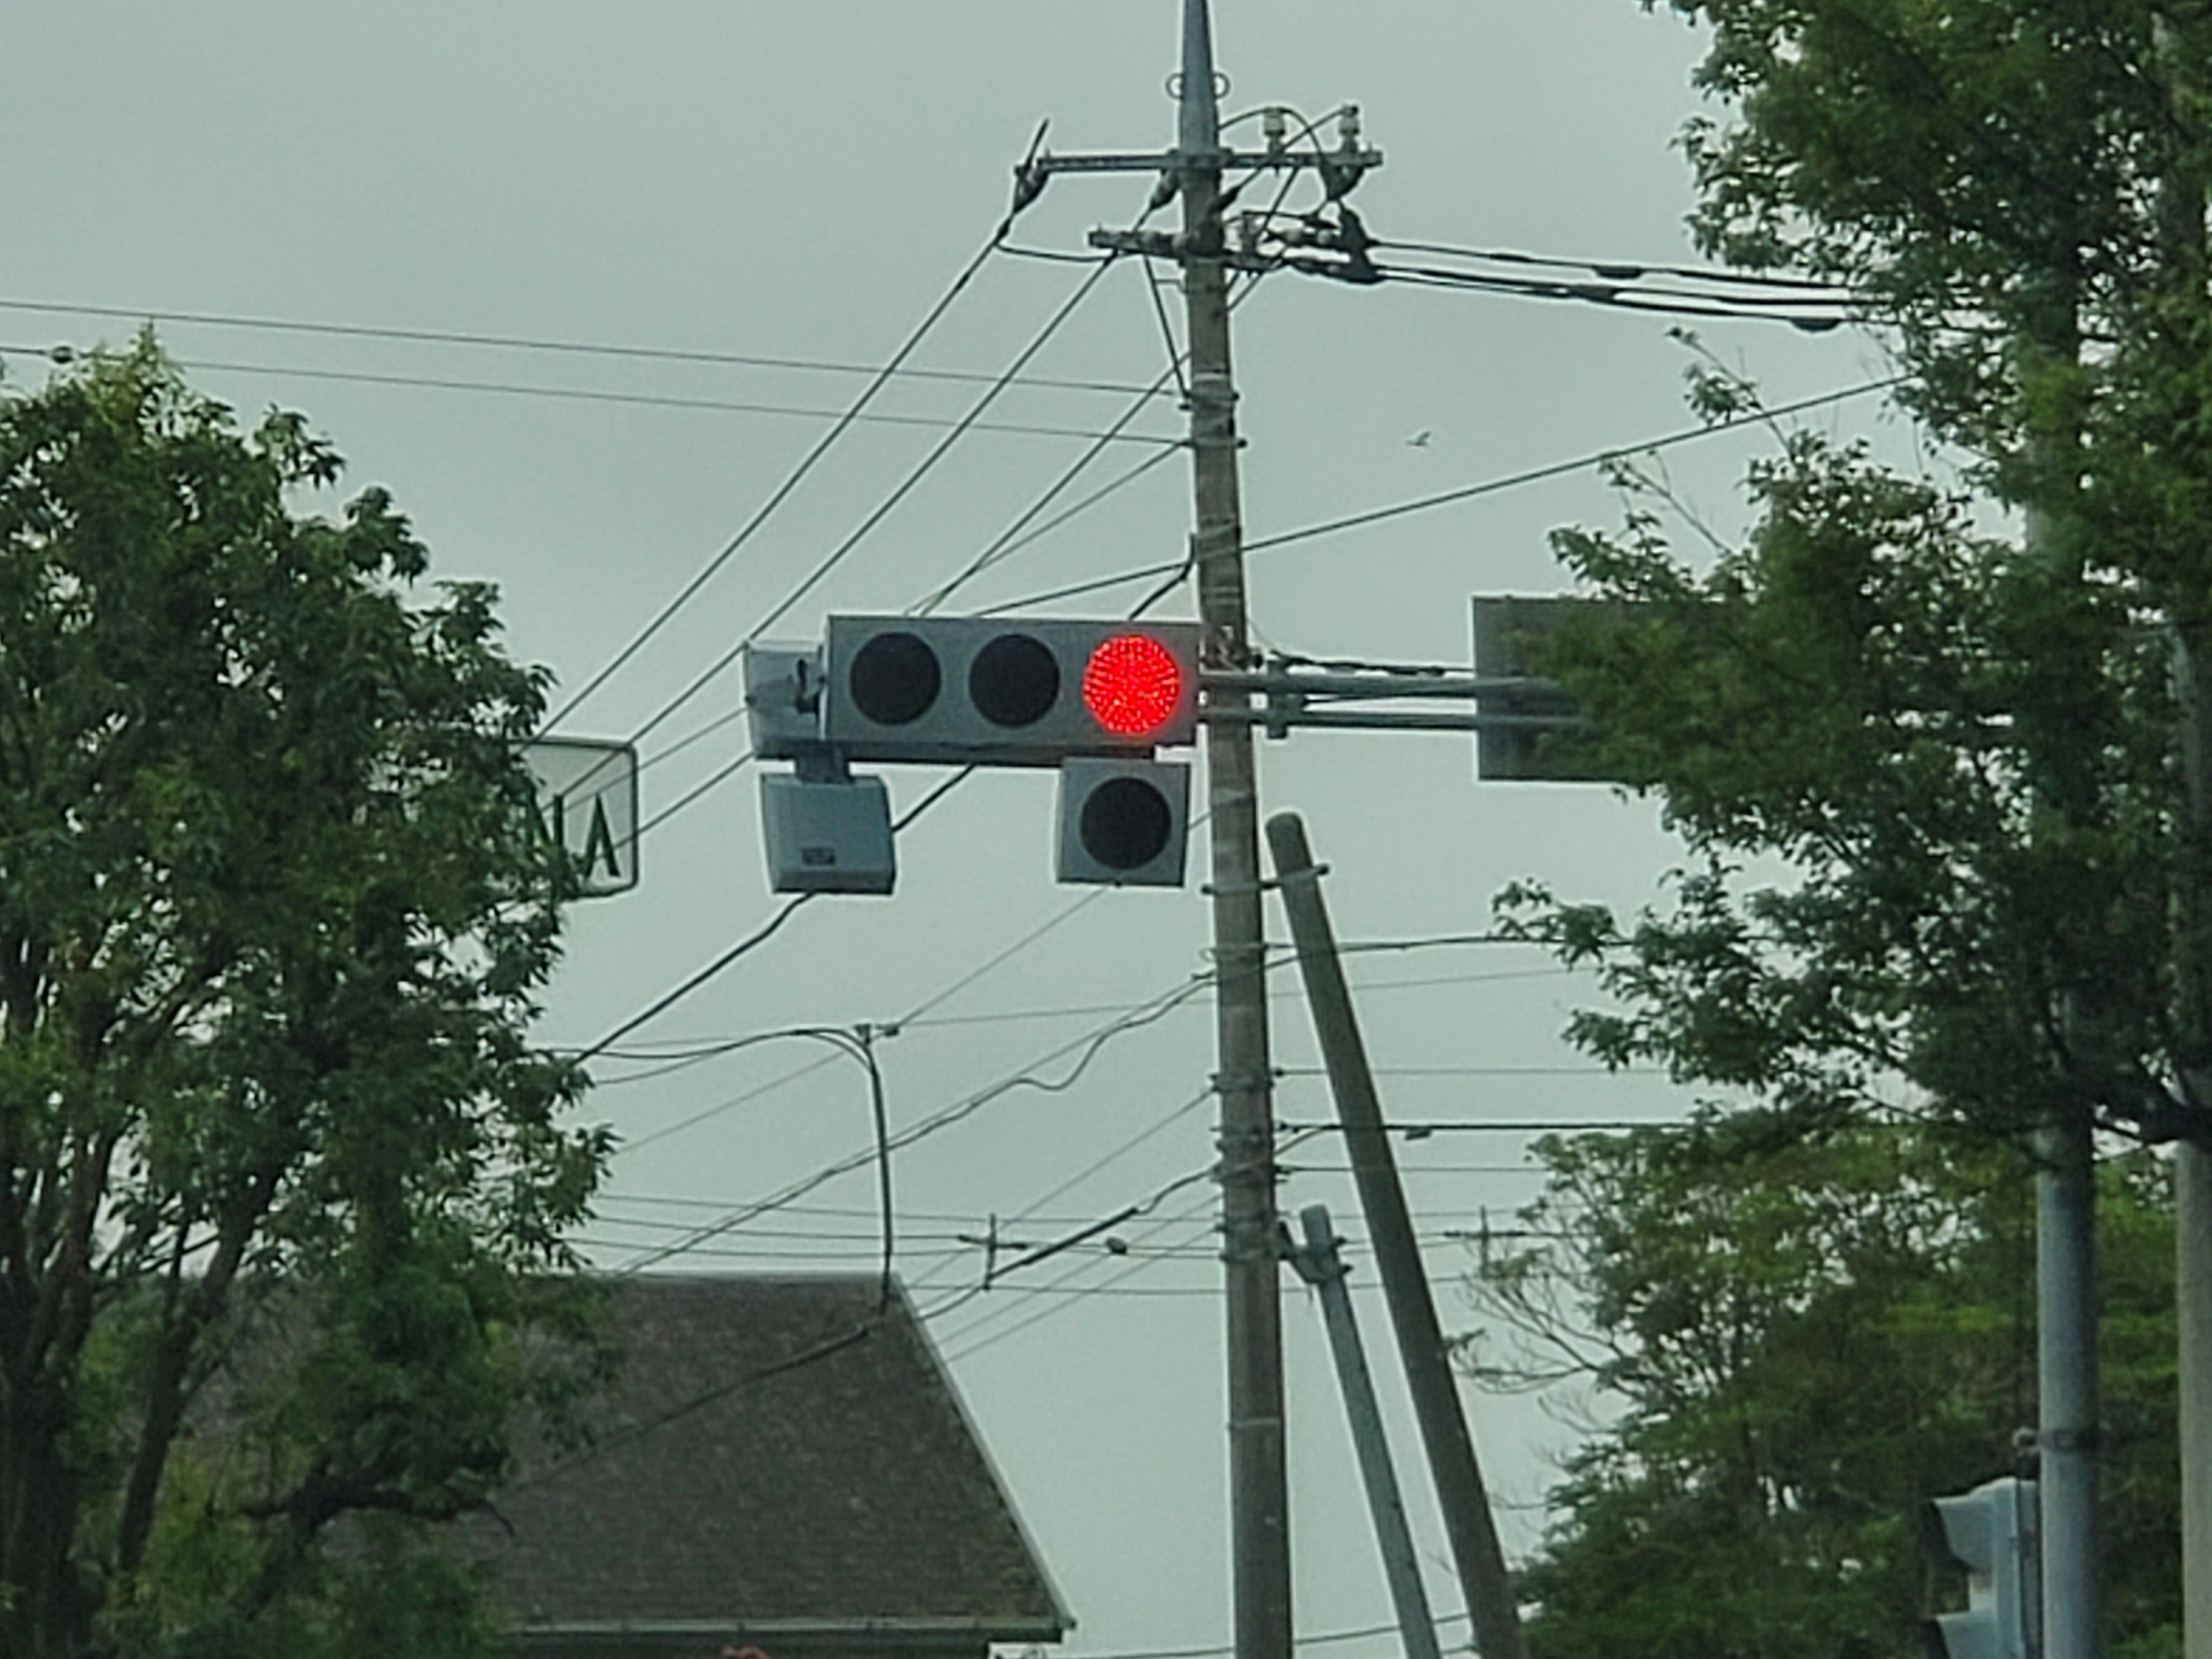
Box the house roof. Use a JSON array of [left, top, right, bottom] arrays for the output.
[[463, 1274, 1072, 1647]]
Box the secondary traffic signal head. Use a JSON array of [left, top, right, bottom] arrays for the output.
[[825, 616, 1201, 765], [1923, 1477, 2039, 1659], [1056, 758, 1189, 886]]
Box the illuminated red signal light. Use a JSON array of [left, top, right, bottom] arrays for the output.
[[1082, 633, 1184, 738]]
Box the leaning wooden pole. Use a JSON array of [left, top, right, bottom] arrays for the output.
[[1266, 811, 1529, 1659]]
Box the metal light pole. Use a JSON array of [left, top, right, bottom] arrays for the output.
[[2174, 627, 2212, 1659]]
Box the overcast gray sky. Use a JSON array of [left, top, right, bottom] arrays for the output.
[[3, 5, 1912, 1656]]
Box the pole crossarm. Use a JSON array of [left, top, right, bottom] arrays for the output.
[[1090, 228, 1281, 270], [1027, 147, 1385, 178]]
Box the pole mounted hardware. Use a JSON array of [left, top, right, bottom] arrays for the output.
[[1199, 658, 1583, 743]]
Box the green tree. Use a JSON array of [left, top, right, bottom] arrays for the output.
[[1487, 5, 2212, 1651], [0, 343, 608, 1658], [1504, 0, 2212, 1150], [1465, 1118, 2179, 1659]]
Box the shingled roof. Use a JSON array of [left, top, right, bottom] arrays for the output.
[[465, 1275, 1072, 1659]]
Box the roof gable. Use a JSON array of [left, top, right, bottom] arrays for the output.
[[464, 1275, 1070, 1645]]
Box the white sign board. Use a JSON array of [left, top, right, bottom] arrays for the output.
[[522, 737, 640, 897]]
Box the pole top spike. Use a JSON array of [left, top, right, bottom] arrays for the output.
[[1178, 0, 1222, 159]]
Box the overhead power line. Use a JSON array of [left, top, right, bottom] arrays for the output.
[[0, 296, 1171, 399], [1365, 260, 1854, 330], [1241, 376, 1904, 557], [129, 353, 1183, 446], [535, 225, 1011, 735], [614, 250, 1130, 757], [586, 959, 1572, 1060], [1374, 238, 1854, 296], [602, 970, 1213, 1273], [979, 376, 1904, 614], [575, 768, 977, 1067], [989, 374, 1905, 613]]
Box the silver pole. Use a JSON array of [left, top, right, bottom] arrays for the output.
[[1289, 1205, 1445, 1659], [2022, 468, 2100, 1659], [2172, 624, 2212, 1659], [2180, 1143, 2212, 1659], [2037, 1108, 2099, 1659]]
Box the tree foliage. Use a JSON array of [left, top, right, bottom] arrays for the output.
[[1506, 399, 2193, 1146], [0, 343, 609, 1657], [1466, 1118, 2179, 1659], [1501, 1, 2212, 1148], [1483, 4, 2212, 1651]]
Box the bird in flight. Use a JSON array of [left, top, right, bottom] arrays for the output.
[[1406, 430, 1431, 448]]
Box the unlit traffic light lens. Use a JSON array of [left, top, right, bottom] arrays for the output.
[[970, 632, 1062, 728], [1080, 775, 1173, 870], [847, 631, 941, 726], [1082, 633, 1184, 738]]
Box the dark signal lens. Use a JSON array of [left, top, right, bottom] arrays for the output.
[[970, 632, 1061, 728], [847, 630, 941, 726], [1080, 776, 1173, 870], [1082, 634, 1183, 737]]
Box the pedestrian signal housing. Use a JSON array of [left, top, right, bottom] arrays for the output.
[[1923, 1476, 2039, 1659], [825, 616, 1201, 765]]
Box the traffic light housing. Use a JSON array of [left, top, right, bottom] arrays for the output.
[[1469, 594, 1630, 782], [1056, 758, 1189, 886], [825, 616, 1201, 765], [1923, 1477, 2039, 1659]]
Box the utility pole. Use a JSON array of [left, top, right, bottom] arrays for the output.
[[1267, 812, 1530, 1659], [2182, 1138, 2212, 1659], [2036, 1102, 2099, 1659], [2024, 425, 2099, 1659], [2174, 627, 2212, 1659], [1172, 10, 1288, 1656], [1286, 1205, 1445, 1659], [1022, 12, 1380, 1654], [2155, 21, 2212, 1648]]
